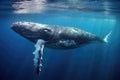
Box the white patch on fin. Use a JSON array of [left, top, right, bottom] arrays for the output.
[[33, 39, 45, 74]]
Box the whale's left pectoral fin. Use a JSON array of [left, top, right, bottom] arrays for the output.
[[33, 39, 45, 75]]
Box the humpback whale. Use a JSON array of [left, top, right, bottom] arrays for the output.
[[11, 22, 111, 74]]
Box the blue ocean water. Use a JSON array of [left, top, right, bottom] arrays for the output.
[[0, 0, 120, 80]]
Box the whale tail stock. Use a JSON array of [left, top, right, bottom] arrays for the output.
[[96, 31, 112, 43]]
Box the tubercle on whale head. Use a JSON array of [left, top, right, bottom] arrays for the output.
[[11, 21, 54, 42]]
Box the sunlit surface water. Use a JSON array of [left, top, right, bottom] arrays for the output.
[[0, 0, 120, 80]]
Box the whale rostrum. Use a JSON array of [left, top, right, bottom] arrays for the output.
[[11, 22, 111, 74]]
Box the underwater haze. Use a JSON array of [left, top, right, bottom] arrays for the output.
[[0, 0, 120, 80]]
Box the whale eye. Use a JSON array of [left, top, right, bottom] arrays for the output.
[[43, 29, 51, 33]]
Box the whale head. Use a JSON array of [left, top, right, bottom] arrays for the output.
[[11, 22, 54, 43]]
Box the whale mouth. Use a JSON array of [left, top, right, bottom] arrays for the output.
[[11, 22, 27, 31], [11, 22, 55, 43], [11, 22, 41, 42], [11, 22, 29, 35]]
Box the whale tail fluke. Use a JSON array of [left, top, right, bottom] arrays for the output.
[[103, 31, 112, 43]]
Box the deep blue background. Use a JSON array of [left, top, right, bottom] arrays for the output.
[[0, 0, 120, 80]]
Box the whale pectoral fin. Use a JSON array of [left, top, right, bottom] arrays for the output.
[[33, 39, 45, 75]]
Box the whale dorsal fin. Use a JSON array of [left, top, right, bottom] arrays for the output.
[[33, 39, 45, 75]]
